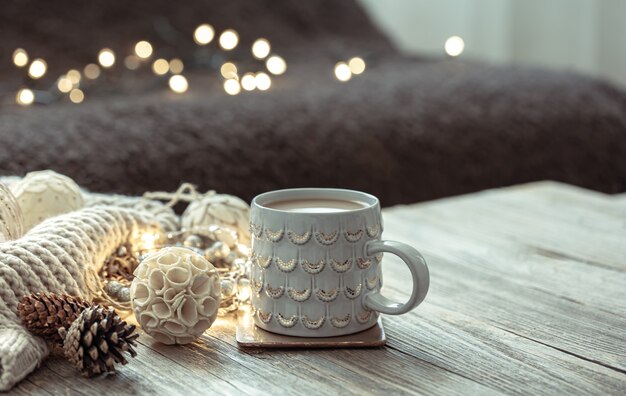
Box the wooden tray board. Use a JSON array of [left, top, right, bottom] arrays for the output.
[[236, 308, 386, 348]]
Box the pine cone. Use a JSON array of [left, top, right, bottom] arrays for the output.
[[59, 306, 138, 377], [18, 293, 91, 344]]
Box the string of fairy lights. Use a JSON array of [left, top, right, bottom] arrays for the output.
[[8, 22, 372, 107]]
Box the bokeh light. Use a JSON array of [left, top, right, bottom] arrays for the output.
[[252, 39, 271, 59], [445, 36, 465, 57], [241, 73, 256, 91], [84, 63, 101, 79], [220, 62, 238, 79], [194, 24, 215, 45], [28, 59, 47, 79], [124, 55, 140, 70], [255, 72, 271, 91], [12, 49, 29, 67], [98, 49, 116, 68], [334, 62, 351, 82], [67, 69, 81, 86], [152, 58, 170, 75], [224, 79, 241, 95], [169, 58, 184, 74], [57, 76, 73, 93], [169, 75, 188, 93], [219, 29, 239, 50], [266, 55, 287, 75], [16, 89, 34, 106], [135, 40, 153, 59], [69, 89, 84, 103], [348, 57, 366, 75]]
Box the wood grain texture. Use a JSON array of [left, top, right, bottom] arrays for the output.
[[16, 181, 626, 395]]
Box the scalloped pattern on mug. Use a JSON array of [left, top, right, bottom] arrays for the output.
[[357, 258, 372, 269], [315, 288, 339, 302], [356, 310, 373, 324], [314, 230, 339, 245], [252, 279, 263, 295], [257, 310, 273, 323], [344, 284, 362, 299], [249, 223, 263, 239], [330, 314, 351, 328], [265, 284, 285, 299], [330, 258, 352, 273], [301, 259, 325, 274], [274, 257, 296, 273], [265, 228, 284, 242], [287, 230, 312, 245], [301, 315, 326, 329], [253, 254, 272, 269], [276, 313, 298, 328], [344, 229, 363, 243], [366, 275, 380, 290], [287, 287, 311, 302], [366, 225, 380, 238]]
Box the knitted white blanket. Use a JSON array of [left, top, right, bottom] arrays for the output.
[[0, 186, 178, 391]]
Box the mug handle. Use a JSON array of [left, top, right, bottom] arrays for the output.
[[363, 240, 430, 315]]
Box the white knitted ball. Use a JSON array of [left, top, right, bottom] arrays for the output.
[[182, 193, 250, 244], [131, 246, 222, 345], [10, 170, 84, 231]]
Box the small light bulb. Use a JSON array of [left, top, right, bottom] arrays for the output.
[[266, 55, 287, 75], [12, 49, 29, 67], [135, 40, 153, 59], [16, 88, 34, 106], [255, 72, 271, 91], [224, 79, 241, 95], [445, 36, 465, 57], [69, 89, 84, 103], [152, 58, 170, 75], [252, 38, 271, 59], [124, 55, 140, 70], [169, 75, 188, 93], [194, 24, 215, 45], [219, 29, 239, 50], [98, 48, 115, 68], [348, 57, 366, 75], [334, 62, 351, 82], [57, 77, 73, 93], [220, 62, 238, 79], [28, 59, 47, 79], [169, 58, 184, 74], [66, 69, 81, 86], [84, 63, 101, 79], [241, 73, 256, 91]]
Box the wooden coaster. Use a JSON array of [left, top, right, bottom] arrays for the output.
[[236, 308, 386, 348]]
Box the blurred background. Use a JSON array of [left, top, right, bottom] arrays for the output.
[[1, 0, 625, 207]]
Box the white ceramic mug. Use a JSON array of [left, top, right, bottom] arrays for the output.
[[249, 188, 429, 337]]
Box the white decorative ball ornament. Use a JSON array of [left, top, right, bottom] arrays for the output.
[[0, 182, 24, 242], [131, 246, 222, 345], [10, 170, 84, 231], [182, 193, 251, 244]]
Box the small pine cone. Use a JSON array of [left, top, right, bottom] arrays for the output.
[[18, 293, 91, 344], [60, 305, 138, 378]]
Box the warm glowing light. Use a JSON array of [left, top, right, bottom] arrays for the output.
[[66, 69, 81, 86], [84, 63, 101, 79], [220, 62, 238, 79], [266, 55, 286, 75], [255, 72, 271, 91], [219, 29, 239, 50], [223, 79, 241, 95], [57, 77, 73, 93], [28, 59, 47, 79], [140, 232, 160, 250], [445, 36, 465, 57], [152, 58, 170, 75], [16, 89, 34, 106], [69, 89, 84, 103], [169, 58, 184, 74], [348, 57, 366, 75], [240, 73, 256, 91], [124, 55, 140, 70], [194, 24, 215, 45], [169, 75, 188, 93], [98, 48, 116, 68], [334, 62, 351, 82], [12, 49, 29, 67], [252, 38, 271, 59], [134, 40, 153, 59]]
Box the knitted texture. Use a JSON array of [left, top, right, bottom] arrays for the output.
[[0, 186, 179, 391]]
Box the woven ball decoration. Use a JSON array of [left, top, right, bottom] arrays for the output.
[[10, 170, 84, 231], [0, 181, 24, 242], [181, 193, 250, 244], [131, 246, 221, 345]]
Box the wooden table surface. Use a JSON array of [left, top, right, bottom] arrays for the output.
[[13, 182, 626, 395]]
